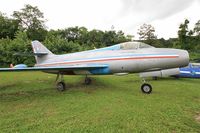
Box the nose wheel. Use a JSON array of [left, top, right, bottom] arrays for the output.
[[140, 78, 152, 94], [141, 83, 152, 94]]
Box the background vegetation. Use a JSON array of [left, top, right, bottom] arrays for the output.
[[0, 4, 200, 67]]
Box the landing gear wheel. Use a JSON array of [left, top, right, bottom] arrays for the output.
[[152, 76, 158, 80], [56, 82, 66, 91], [141, 83, 152, 94], [85, 77, 92, 85]]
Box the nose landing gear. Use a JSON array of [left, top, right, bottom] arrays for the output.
[[141, 78, 152, 94], [141, 83, 152, 94]]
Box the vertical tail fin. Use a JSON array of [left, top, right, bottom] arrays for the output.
[[31, 40, 54, 64], [32, 40, 53, 55]]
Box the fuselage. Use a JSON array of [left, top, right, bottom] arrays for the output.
[[35, 42, 189, 75]]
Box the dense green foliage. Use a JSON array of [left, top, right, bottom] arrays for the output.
[[12, 4, 47, 41], [0, 12, 19, 39], [0, 72, 200, 132], [0, 5, 200, 67]]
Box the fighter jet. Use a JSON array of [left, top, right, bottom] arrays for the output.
[[0, 41, 189, 94]]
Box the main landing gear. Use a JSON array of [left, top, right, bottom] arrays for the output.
[[55, 73, 66, 91], [84, 75, 92, 85], [55, 74, 92, 91], [141, 78, 152, 94]]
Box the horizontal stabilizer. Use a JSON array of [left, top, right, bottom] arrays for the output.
[[33, 53, 48, 56], [14, 52, 48, 56]]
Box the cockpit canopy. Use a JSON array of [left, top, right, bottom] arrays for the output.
[[119, 42, 154, 50], [89, 41, 154, 53]]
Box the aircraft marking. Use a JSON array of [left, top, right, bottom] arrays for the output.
[[36, 55, 179, 67]]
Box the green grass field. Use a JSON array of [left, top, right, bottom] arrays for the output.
[[0, 72, 200, 133]]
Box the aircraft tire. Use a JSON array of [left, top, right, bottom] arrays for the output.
[[56, 82, 66, 91], [85, 77, 92, 85], [141, 83, 152, 94]]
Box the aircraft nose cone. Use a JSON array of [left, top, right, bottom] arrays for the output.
[[178, 50, 189, 67]]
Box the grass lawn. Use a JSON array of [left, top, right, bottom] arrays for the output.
[[0, 72, 200, 133]]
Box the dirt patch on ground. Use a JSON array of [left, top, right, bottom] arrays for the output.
[[195, 113, 200, 122], [0, 84, 17, 90], [0, 91, 30, 97]]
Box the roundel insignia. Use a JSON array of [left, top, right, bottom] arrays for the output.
[[191, 70, 196, 75]]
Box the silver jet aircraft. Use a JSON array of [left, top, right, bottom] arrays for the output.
[[0, 41, 189, 94]]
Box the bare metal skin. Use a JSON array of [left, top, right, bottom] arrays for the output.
[[32, 41, 189, 75]]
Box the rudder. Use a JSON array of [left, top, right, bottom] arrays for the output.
[[31, 40, 54, 64]]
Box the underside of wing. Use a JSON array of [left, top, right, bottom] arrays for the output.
[[0, 64, 109, 72]]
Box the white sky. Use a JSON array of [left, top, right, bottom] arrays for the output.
[[0, 0, 200, 39]]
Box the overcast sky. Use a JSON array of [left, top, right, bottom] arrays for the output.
[[0, 0, 200, 39]]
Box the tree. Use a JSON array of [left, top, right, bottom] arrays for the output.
[[178, 19, 190, 49], [194, 20, 200, 37], [115, 30, 131, 43], [0, 31, 35, 66], [44, 32, 82, 54], [0, 12, 19, 39], [126, 34, 134, 41], [9, 31, 34, 65], [137, 23, 157, 45], [87, 29, 104, 48], [0, 38, 12, 66], [12, 4, 47, 41], [59, 27, 81, 42]]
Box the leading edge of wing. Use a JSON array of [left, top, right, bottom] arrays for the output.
[[0, 64, 108, 72]]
